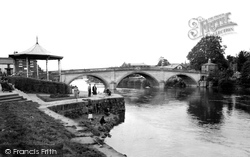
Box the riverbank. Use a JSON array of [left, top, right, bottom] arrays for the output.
[[0, 91, 126, 157], [44, 93, 126, 156]]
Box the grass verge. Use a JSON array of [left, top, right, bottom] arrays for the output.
[[0, 101, 106, 157]]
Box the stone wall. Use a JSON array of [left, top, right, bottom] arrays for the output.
[[85, 97, 125, 115], [48, 101, 88, 115], [48, 97, 125, 119]]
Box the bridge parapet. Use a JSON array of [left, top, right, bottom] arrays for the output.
[[57, 67, 203, 74]]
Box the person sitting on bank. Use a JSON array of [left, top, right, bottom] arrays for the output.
[[1, 78, 14, 92], [104, 88, 111, 96], [100, 116, 106, 126]]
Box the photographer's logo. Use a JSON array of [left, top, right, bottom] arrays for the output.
[[188, 12, 237, 40], [5, 149, 11, 154], [0, 145, 62, 156]]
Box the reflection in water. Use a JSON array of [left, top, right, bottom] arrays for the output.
[[187, 88, 224, 125], [105, 87, 250, 157], [235, 95, 250, 114]]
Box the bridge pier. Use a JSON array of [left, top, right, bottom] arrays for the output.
[[109, 81, 117, 91], [159, 81, 165, 90]]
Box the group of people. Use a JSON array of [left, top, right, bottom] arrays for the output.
[[88, 83, 112, 97], [88, 83, 98, 97], [73, 83, 112, 100]]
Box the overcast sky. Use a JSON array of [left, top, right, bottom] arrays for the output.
[[0, 0, 249, 71]]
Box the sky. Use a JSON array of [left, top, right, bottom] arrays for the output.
[[0, 0, 249, 71]]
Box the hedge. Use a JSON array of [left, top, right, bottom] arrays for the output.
[[218, 78, 235, 90], [6, 76, 71, 94]]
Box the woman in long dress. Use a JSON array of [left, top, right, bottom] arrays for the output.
[[74, 86, 79, 100], [88, 84, 91, 97], [92, 84, 97, 95]]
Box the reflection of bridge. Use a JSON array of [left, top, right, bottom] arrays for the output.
[[59, 67, 208, 90]]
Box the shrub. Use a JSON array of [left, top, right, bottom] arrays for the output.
[[240, 60, 250, 87], [218, 78, 235, 90]]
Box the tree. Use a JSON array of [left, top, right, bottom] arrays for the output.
[[207, 68, 234, 88], [218, 69, 235, 90], [226, 55, 237, 72], [240, 60, 250, 87], [227, 55, 236, 63], [187, 35, 228, 70], [157, 57, 170, 66], [237, 50, 250, 72]]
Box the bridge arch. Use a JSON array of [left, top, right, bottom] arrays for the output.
[[166, 73, 198, 86], [116, 71, 160, 88], [60, 67, 205, 90], [68, 74, 109, 88]]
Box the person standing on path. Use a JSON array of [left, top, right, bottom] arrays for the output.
[[92, 84, 97, 95], [88, 84, 91, 97], [74, 86, 79, 101]]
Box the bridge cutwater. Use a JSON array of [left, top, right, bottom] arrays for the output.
[[52, 67, 208, 90]]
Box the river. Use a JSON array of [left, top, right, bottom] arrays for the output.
[[104, 88, 250, 157]]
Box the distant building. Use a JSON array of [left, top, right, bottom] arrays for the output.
[[0, 56, 43, 77], [0, 57, 14, 76], [201, 59, 218, 73], [13, 58, 41, 77], [163, 63, 185, 70], [121, 62, 150, 68], [180, 62, 191, 70]]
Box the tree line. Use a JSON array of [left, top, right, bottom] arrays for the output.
[[186, 35, 250, 89]]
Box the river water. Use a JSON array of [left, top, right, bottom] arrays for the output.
[[104, 88, 250, 157]]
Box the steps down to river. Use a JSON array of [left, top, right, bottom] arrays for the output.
[[0, 92, 30, 103]]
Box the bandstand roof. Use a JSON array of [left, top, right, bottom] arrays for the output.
[[9, 38, 63, 60]]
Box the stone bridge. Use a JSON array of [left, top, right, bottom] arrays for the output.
[[58, 67, 208, 90]]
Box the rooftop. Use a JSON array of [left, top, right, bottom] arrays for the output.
[[163, 63, 182, 69], [9, 38, 63, 60]]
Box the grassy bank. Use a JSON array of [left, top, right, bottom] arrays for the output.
[[0, 101, 106, 157]]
